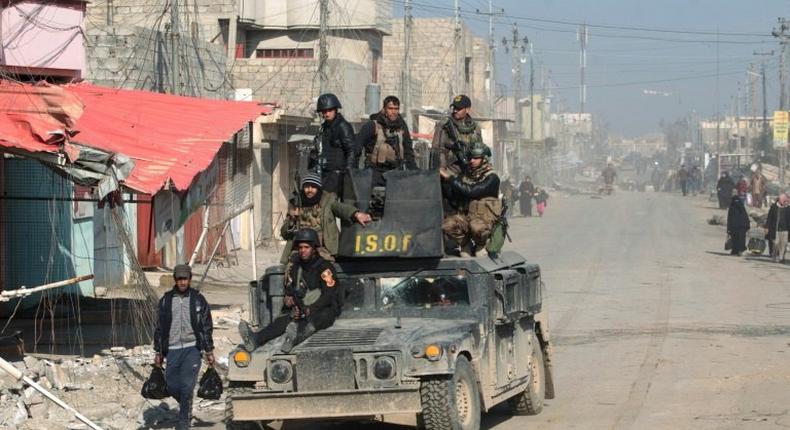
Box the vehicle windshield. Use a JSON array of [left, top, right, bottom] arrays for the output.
[[339, 273, 471, 316]]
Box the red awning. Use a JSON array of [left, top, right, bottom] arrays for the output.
[[0, 81, 271, 194]]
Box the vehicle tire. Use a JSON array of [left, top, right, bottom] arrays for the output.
[[420, 355, 481, 430], [225, 385, 259, 430], [508, 332, 545, 415]]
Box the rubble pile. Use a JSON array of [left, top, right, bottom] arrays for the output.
[[0, 306, 243, 429], [0, 348, 237, 429]]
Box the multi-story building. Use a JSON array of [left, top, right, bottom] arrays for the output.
[[380, 18, 492, 120]]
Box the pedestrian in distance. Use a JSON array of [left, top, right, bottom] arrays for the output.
[[518, 175, 535, 217], [765, 193, 790, 263], [153, 264, 215, 430], [717, 172, 734, 209], [726, 193, 750, 256], [535, 187, 549, 217], [677, 164, 689, 196]]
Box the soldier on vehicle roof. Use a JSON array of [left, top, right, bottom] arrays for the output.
[[431, 94, 486, 173], [312, 93, 357, 196], [280, 172, 372, 264], [355, 95, 418, 187], [440, 142, 501, 257], [239, 228, 341, 353]]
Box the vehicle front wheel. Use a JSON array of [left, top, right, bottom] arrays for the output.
[[508, 332, 545, 415], [419, 355, 481, 430]]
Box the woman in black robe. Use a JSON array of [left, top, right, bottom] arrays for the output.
[[727, 194, 750, 256]]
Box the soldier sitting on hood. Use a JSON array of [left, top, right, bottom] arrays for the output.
[[280, 172, 372, 264], [355, 95, 418, 187], [439, 142, 501, 257]]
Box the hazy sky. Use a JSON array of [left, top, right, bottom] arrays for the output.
[[396, 0, 786, 136]]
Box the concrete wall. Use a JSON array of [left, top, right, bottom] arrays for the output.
[[84, 25, 231, 99], [1, 1, 86, 76], [381, 18, 492, 117], [244, 0, 389, 30]]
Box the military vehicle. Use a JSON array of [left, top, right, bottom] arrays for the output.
[[225, 170, 554, 430]]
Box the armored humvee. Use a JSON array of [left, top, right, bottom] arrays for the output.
[[225, 170, 555, 430]]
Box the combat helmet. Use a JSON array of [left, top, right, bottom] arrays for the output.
[[466, 142, 492, 160], [316, 93, 342, 111], [293, 228, 320, 248]]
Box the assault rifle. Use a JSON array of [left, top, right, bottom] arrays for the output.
[[444, 118, 468, 170]]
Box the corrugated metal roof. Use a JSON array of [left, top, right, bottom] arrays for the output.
[[0, 80, 271, 194]]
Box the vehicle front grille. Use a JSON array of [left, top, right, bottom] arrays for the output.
[[301, 328, 383, 348]]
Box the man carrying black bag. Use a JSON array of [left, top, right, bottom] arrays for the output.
[[153, 264, 215, 430]]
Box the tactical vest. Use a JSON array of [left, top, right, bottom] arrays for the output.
[[461, 169, 502, 223], [297, 203, 324, 243], [368, 122, 404, 167]]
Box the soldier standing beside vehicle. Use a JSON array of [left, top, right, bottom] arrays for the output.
[[280, 172, 372, 263], [240, 228, 341, 353], [153, 265, 215, 430], [431, 94, 484, 173], [312, 93, 357, 196], [440, 143, 501, 257], [355, 95, 418, 187]]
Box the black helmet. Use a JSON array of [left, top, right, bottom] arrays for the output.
[[466, 142, 491, 159], [316, 93, 342, 111], [293, 228, 320, 247]]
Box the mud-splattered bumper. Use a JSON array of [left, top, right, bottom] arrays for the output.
[[230, 387, 422, 421]]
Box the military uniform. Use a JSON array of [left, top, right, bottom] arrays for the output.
[[431, 95, 484, 173], [280, 173, 360, 263], [442, 150, 501, 253], [356, 111, 417, 186], [312, 94, 357, 195], [241, 229, 341, 353]]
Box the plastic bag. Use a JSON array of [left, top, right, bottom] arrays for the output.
[[141, 366, 168, 399], [197, 367, 223, 400]]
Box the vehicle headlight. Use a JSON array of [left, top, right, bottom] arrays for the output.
[[269, 360, 293, 384], [233, 350, 251, 367], [373, 356, 396, 380]]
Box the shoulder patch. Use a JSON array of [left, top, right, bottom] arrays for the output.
[[320, 269, 336, 287]]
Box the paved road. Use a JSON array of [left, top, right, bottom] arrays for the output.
[[492, 191, 790, 430], [218, 191, 790, 430]]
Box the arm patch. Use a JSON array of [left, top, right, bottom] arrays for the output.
[[320, 269, 336, 287]]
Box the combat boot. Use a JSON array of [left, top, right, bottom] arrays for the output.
[[280, 321, 300, 353], [238, 320, 257, 352]]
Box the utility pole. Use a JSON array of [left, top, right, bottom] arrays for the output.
[[773, 18, 790, 184], [773, 18, 790, 109], [318, 0, 329, 93], [476, 2, 504, 119], [753, 50, 773, 156], [170, 0, 180, 95], [578, 23, 588, 114], [529, 42, 535, 142], [715, 28, 720, 155], [402, 0, 413, 127], [454, 0, 461, 94], [502, 24, 529, 169]]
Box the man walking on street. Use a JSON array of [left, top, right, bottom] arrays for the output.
[[240, 228, 341, 353], [313, 93, 357, 196], [153, 264, 215, 430], [678, 165, 689, 196], [765, 193, 790, 262]]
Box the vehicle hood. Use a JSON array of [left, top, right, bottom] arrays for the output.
[[292, 317, 478, 352]]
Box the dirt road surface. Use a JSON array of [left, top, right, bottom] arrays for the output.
[[268, 191, 790, 430]]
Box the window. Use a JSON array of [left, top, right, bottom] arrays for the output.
[[255, 48, 314, 59]]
